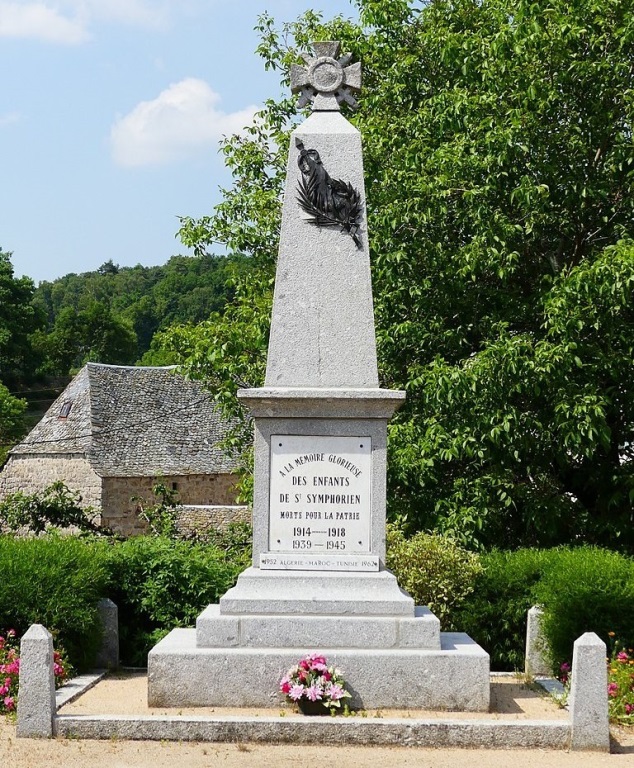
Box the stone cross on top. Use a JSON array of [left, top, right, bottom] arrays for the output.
[[291, 41, 361, 111]]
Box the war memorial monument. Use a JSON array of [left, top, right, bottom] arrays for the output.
[[148, 42, 490, 712]]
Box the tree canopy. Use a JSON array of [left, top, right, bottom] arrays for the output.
[[0, 249, 44, 387], [31, 253, 249, 374], [166, 0, 634, 550]]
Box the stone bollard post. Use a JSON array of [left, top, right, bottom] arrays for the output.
[[96, 597, 119, 669], [569, 632, 610, 751], [16, 624, 56, 739], [525, 605, 551, 677]]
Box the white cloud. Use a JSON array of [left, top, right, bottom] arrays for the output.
[[0, 0, 170, 43], [0, 111, 21, 127], [0, 2, 87, 43], [110, 78, 258, 168]]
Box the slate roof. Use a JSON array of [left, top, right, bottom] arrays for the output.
[[12, 364, 238, 477]]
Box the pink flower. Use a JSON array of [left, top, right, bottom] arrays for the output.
[[617, 651, 629, 662], [306, 684, 323, 702], [6, 630, 16, 639], [309, 654, 328, 672], [289, 684, 305, 701], [54, 663, 64, 677], [279, 675, 291, 695], [0, 686, 7, 697], [608, 682, 619, 697], [327, 684, 345, 701], [3, 696, 14, 710], [0, 637, 5, 649], [4, 678, 10, 688], [625, 704, 633, 715]]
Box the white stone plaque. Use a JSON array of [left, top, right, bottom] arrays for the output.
[[259, 553, 379, 571], [268, 435, 372, 558]]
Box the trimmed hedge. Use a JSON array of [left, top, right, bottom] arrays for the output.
[[450, 548, 556, 670], [104, 536, 245, 666], [2, 532, 633, 674], [535, 547, 634, 668], [0, 535, 110, 670], [0, 534, 246, 669], [452, 546, 634, 672]]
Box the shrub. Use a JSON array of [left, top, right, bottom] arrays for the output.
[[104, 536, 245, 666], [0, 629, 71, 715], [451, 548, 557, 670], [535, 547, 634, 670], [607, 639, 634, 725], [0, 481, 108, 536], [132, 481, 180, 539], [0, 535, 110, 670], [385, 524, 482, 624]]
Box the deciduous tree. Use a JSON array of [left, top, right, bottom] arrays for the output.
[[170, 0, 634, 549]]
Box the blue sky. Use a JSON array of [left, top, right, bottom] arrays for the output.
[[0, 0, 358, 284]]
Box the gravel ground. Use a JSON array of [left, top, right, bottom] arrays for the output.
[[1, 673, 632, 768]]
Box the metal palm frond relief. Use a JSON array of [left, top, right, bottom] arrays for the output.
[[295, 139, 363, 248]]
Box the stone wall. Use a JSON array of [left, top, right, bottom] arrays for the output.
[[0, 453, 103, 512], [176, 505, 251, 537], [101, 473, 240, 536]]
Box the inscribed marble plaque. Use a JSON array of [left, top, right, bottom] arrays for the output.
[[269, 435, 372, 555]]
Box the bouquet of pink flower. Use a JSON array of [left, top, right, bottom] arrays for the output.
[[279, 653, 352, 712]]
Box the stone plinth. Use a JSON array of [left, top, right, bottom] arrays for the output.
[[197, 604, 440, 649], [148, 629, 490, 711], [218, 568, 413, 616]]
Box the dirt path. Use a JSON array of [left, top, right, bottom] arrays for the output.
[[2, 724, 634, 768], [2, 673, 633, 767]]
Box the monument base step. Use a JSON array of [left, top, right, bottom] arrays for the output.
[[147, 629, 490, 711], [196, 603, 440, 649], [219, 566, 414, 616]]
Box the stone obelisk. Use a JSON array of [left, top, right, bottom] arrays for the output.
[[226, 40, 409, 611], [148, 44, 490, 711]]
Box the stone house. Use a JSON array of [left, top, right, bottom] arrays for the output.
[[0, 363, 246, 535]]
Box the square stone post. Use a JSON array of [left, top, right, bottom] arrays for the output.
[[525, 605, 550, 677], [569, 632, 610, 751], [16, 624, 56, 738], [95, 597, 119, 669]]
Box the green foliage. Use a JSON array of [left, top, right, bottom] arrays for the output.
[[0, 481, 106, 535], [385, 523, 482, 623], [104, 537, 244, 666], [202, 521, 253, 569], [173, 0, 634, 549], [0, 382, 27, 467], [0, 249, 44, 387], [452, 548, 556, 670], [33, 301, 138, 374], [132, 481, 181, 539], [535, 547, 634, 669], [0, 535, 109, 670], [32, 254, 249, 374], [452, 546, 634, 672]]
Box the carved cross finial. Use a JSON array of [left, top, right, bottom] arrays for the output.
[[290, 41, 361, 111]]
